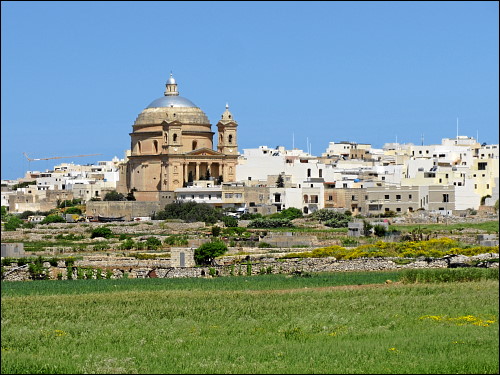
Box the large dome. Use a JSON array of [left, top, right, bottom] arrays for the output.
[[146, 95, 197, 109]]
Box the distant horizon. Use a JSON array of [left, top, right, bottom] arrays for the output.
[[2, 1, 498, 180]]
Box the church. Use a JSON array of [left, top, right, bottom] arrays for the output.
[[119, 74, 239, 201]]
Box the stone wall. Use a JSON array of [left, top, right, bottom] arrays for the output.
[[86, 201, 163, 221], [2, 253, 497, 281]]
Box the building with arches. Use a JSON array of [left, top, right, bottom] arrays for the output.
[[119, 74, 239, 201]]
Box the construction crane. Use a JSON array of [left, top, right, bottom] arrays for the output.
[[23, 152, 103, 161]]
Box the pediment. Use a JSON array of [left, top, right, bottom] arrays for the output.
[[186, 147, 223, 156]]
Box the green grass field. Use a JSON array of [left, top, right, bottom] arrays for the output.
[[2, 270, 499, 374]]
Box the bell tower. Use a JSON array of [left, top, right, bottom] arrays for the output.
[[217, 103, 238, 155]]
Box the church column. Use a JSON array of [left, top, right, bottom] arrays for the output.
[[184, 162, 189, 183], [195, 162, 200, 180], [208, 162, 213, 180], [220, 164, 224, 181]]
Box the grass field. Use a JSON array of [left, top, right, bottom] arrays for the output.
[[2, 270, 499, 374]]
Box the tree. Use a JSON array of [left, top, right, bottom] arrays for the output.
[[103, 191, 126, 201], [65, 207, 82, 215], [194, 240, 228, 265], [276, 174, 285, 188], [217, 175, 223, 185], [205, 168, 211, 181], [4, 216, 23, 231], [373, 224, 387, 237], [155, 201, 222, 224]]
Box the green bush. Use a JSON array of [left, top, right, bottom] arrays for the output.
[[155, 201, 222, 224], [64, 206, 82, 215], [222, 216, 238, 228], [40, 215, 66, 225], [120, 238, 135, 250], [163, 234, 189, 246], [211, 225, 221, 237], [4, 216, 23, 231], [269, 207, 303, 220], [145, 237, 162, 250], [248, 218, 294, 228], [91, 227, 113, 239], [373, 225, 387, 237], [194, 240, 228, 266], [103, 191, 126, 201]]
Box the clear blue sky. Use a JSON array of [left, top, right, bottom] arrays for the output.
[[2, 1, 498, 180]]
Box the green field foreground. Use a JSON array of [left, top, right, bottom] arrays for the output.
[[1, 270, 499, 374]]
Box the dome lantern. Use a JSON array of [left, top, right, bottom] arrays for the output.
[[164, 73, 179, 96]]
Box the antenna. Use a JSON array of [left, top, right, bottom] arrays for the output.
[[477, 129, 479, 143], [292, 132, 295, 149], [421, 133, 424, 146], [456, 117, 459, 139], [306, 137, 309, 154]]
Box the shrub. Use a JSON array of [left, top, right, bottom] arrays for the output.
[[240, 212, 262, 220], [222, 215, 238, 228], [91, 227, 113, 239], [156, 201, 222, 224], [65, 206, 82, 215], [269, 207, 303, 220], [120, 238, 135, 250], [248, 218, 294, 228], [211, 225, 221, 237], [145, 237, 162, 250], [40, 215, 66, 225], [4, 216, 23, 231], [103, 191, 126, 201], [163, 234, 189, 246], [373, 225, 387, 237]]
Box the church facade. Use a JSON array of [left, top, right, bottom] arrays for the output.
[[120, 74, 239, 201]]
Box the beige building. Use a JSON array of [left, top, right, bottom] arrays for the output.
[[121, 74, 239, 201]]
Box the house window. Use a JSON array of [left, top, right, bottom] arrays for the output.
[[443, 194, 449, 203], [307, 169, 311, 177], [396, 208, 401, 212], [478, 162, 487, 170], [384, 195, 389, 200], [409, 194, 412, 199], [396, 195, 401, 200], [319, 169, 323, 178], [328, 195, 333, 201]]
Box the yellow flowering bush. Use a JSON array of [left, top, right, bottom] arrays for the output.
[[281, 239, 497, 260]]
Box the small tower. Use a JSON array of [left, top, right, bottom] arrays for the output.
[[217, 103, 238, 155], [164, 73, 179, 96]]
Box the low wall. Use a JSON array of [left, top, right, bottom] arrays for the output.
[[86, 201, 163, 221], [2, 253, 498, 281]]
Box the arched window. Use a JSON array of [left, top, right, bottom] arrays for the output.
[[138, 141, 142, 154], [228, 134, 233, 144], [192, 141, 197, 150], [304, 194, 309, 203], [153, 140, 158, 154], [173, 133, 178, 143], [307, 169, 311, 177]]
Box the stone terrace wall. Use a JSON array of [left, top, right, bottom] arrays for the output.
[[2, 253, 498, 281]]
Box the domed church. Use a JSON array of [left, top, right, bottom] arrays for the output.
[[121, 74, 239, 201]]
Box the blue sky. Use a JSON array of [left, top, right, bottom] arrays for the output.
[[2, 1, 498, 180]]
